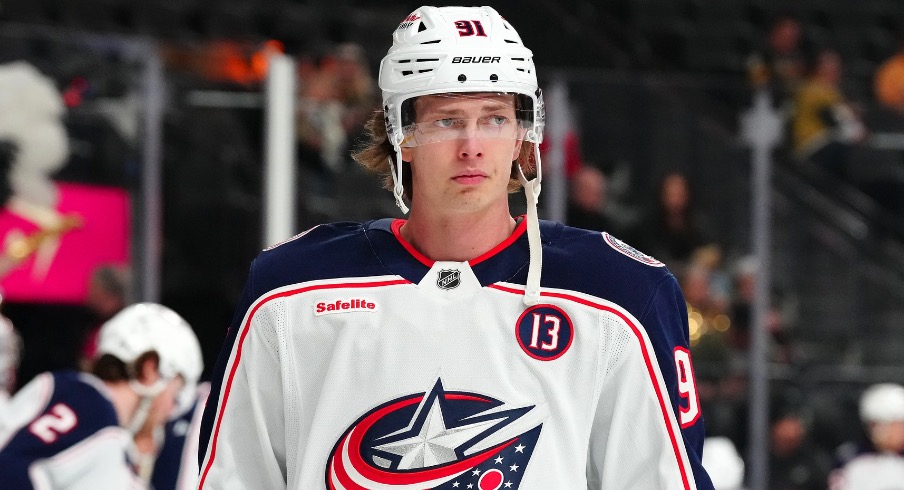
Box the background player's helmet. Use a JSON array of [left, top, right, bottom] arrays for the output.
[[97, 302, 203, 419], [379, 6, 544, 149], [859, 383, 904, 423], [701, 436, 745, 490]]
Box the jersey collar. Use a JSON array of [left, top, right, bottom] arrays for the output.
[[389, 216, 527, 267], [366, 217, 530, 287]]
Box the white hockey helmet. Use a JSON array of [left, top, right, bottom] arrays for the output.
[[378, 6, 545, 207], [97, 303, 203, 419], [702, 436, 745, 490], [860, 383, 904, 423]]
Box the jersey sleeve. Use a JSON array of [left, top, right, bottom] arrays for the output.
[[586, 275, 714, 490], [28, 427, 145, 490], [1, 373, 144, 490], [198, 262, 289, 489]]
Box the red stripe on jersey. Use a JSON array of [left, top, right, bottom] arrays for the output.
[[469, 216, 526, 266], [390, 216, 528, 267], [488, 283, 693, 490], [391, 219, 433, 266], [199, 278, 410, 489]]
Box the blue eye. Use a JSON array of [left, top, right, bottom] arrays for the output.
[[435, 118, 457, 128], [486, 115, 508, 126]]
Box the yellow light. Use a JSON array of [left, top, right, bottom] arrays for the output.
[[714, 314, 731, 332]]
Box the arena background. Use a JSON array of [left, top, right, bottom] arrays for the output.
[[2, 1, 904, 488]]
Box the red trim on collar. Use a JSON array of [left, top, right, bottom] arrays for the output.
[[469, 216, 526, 266], [391, 219, 434, 267], [390, 215, 528, 267]]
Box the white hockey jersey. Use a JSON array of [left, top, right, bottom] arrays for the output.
[[830, 442, 904, 490], [199, 219, 714, 489], [0, 370, 144, 489]]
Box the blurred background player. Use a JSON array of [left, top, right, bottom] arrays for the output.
[[702, 436, 746, 490], [0, 309, 21, 409], [0, 302, 202, 489], [150, 380, 210, 490], [829, 383, 904, 489]]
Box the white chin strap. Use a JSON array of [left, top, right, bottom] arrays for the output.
[[390, 147, 410, 214], [516, 143, 543, 306], [126, 379, 167, 434]]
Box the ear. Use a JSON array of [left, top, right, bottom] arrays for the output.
[[400, 147, 413, 163], [511, 139, 524, 162], [136, 354, 161, 385]]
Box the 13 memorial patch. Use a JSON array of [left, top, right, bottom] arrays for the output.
[[515, 304, 574, 361]]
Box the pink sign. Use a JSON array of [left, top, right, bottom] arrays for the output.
[[0, 183, 131, 303]]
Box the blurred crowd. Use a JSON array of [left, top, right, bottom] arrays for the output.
[[747, 13, 904, 214], [561, 12, 904, 488]]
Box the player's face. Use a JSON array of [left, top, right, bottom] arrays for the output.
[[401, 93, 523, 215], [869, 420, 904, 452], [142, 376, 184, 433]]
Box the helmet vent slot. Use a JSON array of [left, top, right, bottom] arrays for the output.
[[417, 21, 427, 32], [421, 40, 441, 44]]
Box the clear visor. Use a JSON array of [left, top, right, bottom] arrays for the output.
[[397, 92, 538, 148]]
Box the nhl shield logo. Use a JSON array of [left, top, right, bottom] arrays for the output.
[[436, 269, 461, 290]]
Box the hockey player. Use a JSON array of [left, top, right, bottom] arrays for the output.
[[199, 5, 714, 489], [829, 383, 904, 489], [149, 381, 210, 490], [0, 312, 20, 409], [0, 302, 203, 489]]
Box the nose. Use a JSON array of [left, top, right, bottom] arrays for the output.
[[458, 124, 483, 159]]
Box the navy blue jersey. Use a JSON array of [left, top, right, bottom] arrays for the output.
[[199, 218, 715, 489], [0, 370, 142, 489]]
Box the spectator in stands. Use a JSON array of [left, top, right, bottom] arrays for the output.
[[78, 264, 131, 371], [769, 395, 833, 490], [747, 15, 809, 114], [565, 165, 617, 233], [874, 35, 904, 117], [296, 42, 376, 220], [628, 171, 718, 271], [791, 49, 866, 180], [728, 255, 790, 362], [829, 383, 904, 489]]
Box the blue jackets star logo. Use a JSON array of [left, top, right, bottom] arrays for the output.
[[326, 379, 543, 489]]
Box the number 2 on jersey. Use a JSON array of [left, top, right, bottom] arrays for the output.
[[29, 403, 78, 443], [674, 347, 701, 428]]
